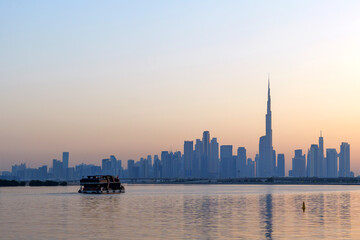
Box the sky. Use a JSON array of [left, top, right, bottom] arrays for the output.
[[1, 0, 360, 174]]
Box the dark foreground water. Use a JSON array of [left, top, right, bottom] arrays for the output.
[[1, 185, 360, 239]]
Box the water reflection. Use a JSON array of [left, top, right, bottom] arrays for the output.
[[259, 194, 273, 239], [0, 185, 360, 239], [339, 193, 351, 238]]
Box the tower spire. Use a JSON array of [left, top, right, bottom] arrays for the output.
[[267, 74, 271, 113]]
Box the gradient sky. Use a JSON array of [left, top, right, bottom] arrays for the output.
[[1, 0, 360, 174]]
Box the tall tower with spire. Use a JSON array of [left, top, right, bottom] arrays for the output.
[[266, 77, 272, 144], [258, 76, 275, 177]]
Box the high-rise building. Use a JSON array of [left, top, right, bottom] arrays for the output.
[[220, 145, 233, 178], [277, 154, 285, 177], [258, 79, 274, 177], [184, 141, 193, 178], [102, 158, 111, 175], [161, 151, 171, 178], [255, 154, 259, 177], [193, 139, 202, 178], [38, 165, 48, 180], [272, 150, 277, 176], [128, 159, 135, 178], [247, 158, 255, 177], [236, 147, 247, 177], [153, 155, 161, 178], [307, 144, 320, 177], [139, 157, 148, 178], [62, 152, 69, 169], [290, 150, 306, 177], [52, 159, 63, 179], [147, 155, 152, 177], [110, 155, 117, 176], [339, 142, 350, 177], [326, 148, 338, 178], [62, 152, 69, 180], [201, 131, 210, 178], [319, 132, 326, 177], [172, 151, 182, 178], [210, 138, 219, 178]]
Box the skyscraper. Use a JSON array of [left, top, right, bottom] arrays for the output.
[[247, 158, 255, 177], [277, 154, 285, 177], [161, 151, 171, 178], [210, 138, 219, 178], [220, 145, 233, 178], [153, 155, 161, 178], [326, 148, 338, 178], [319, 132, 326, 177], [307, 144, 320, 177], [110, 155, 117, 176], [201, 131, 210, 178], [62, 152, 69, 179], [258, 79, 274, 177], [290, 150, 306, 177], [147, 155, 152, 177], [102, 158, 111, 175], [184, 141, 193, 178], [52, 159, 62, 179], [127, 159, 135, 178], [62, 152, 69, 169], [236, 147, 247, 177], [193, 139, 202, 178], [339, 142, 350, 177]]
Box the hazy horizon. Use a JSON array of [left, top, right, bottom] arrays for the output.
[[1, 0, 360, 174]]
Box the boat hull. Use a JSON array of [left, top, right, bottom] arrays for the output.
[[78, 189, 125, 194]]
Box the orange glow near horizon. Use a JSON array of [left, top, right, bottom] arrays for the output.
[[1, 1, 360, 174]]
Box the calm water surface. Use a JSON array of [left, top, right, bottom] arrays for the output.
[[1, 184, 360, 239]]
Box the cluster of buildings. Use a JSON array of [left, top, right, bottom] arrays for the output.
[[289, 135, 352, 178], [1, 81, 353, 181]]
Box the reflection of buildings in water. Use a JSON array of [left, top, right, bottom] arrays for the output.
[[259, 194, 273, 240], [305, 192, 351, 239], [182, 196, 219, 239], [339, 192, 351, 237]]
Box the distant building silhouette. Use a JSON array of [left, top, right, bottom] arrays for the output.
[[307, 144, 320, 177], [319, 133, 325, 177], [258, 79, 274, 177], [247, 158, 255, 177], [210, 138, 219, 178], [290, 150, 306, 177], [236, 147, 247, 177], [326, 148, 338, 178], [277, 154, 285, 177], [127, 160, 135, 178], [339, 142, 350, 177], [220, 145, 233, 178], [184, 141, 193, 178], [62, 152, 69, 180], [201, 131, 210, 178], [52, 159, 62, 179], [193, 139, 202, 178]]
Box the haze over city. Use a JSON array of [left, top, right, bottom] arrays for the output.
[[1, 0, 360, 174]]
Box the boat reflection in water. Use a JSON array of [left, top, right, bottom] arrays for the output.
[[78, 175, 125, 194]]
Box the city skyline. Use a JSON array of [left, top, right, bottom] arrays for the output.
[[0, 79, 355, 175], [1, 1, 360, 173], [3, 81, 353, 180]]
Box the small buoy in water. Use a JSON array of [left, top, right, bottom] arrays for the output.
[[302, 201, 306, 211]]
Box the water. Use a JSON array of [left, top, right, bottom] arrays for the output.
[[1, 184, 360, 239]]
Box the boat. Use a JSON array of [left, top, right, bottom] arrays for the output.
[[78, 175, 125, 194]]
